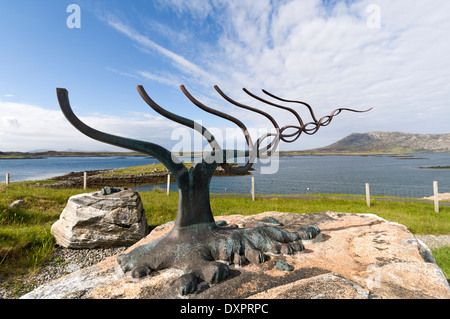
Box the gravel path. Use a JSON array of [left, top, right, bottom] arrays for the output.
[[0, 246, 127, 299], [415, 235, 450, 249]]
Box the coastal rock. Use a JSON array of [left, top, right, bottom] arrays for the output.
[[424, 193, 450, 201], [50, 189, 149, 249], [26, 212, 450, 299]]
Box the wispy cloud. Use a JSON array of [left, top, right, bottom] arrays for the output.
[[0, 101, 180, 152], [106, 16, 215, 83], [146, 20, 189, 44], [105, 67, 139, 80], [103, 0, 450, 150], [154, 0, 213, 20], [136, 71, 180, 88]]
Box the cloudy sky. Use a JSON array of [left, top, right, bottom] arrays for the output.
[[0, 0, 449, 152]]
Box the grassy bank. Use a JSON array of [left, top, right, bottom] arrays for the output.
[[1, 182, 449, 286], [0, 184, 86, 277]]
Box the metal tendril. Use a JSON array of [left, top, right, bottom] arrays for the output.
[[58, 85, 372, 176], [178, 85, 372, 174]]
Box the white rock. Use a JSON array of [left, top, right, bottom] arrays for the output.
[[51, 189, 149, 248], [9, 199, 24, 208]]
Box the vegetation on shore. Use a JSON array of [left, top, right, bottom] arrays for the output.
[[3, 131, 450, 160], [45, 162, 252, 189], [0, 151, 147, 159], [2, 147, 450, 161]]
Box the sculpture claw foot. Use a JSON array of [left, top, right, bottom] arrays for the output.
[[176, 273, 200, 296], [117, 223, 320, 294]]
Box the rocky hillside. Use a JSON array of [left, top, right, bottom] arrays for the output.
[[312, 131, 450, 153]]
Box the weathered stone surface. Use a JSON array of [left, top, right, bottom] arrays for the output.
[[26, 211, 450, 299], [51, 189, 149, 249]]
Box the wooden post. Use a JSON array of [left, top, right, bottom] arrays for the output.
[[167, 173, 171, 196], [83, 172, 87, 190], [365, 183, 371, 207], [251, 176, 255, 201], [433, 181, 439, 213], [5, 173, 9, 185]]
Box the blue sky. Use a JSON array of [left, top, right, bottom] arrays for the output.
[[1, 0, 449, 152]]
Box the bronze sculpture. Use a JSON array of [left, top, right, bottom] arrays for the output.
[[57, 85, 371, 294]]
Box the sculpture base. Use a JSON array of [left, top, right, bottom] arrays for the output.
[[22, 211, 450, 299]]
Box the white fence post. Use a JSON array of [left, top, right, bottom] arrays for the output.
[[5, 173, 9, 185], [365, 183, 371, 207], [433, 181, 439, 213], [83, 172, 87, 190], [167, 173, 171, 196], [251, 176, 255, 201]]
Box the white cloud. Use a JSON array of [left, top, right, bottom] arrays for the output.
[[106, 16, 216, 83], [155, 0, 213, 19], [136, 71, 180, 88], [0, 101, 181, 152], [105, 0, 450, 150], [146, 20, 189, 44], [211, 0, 450, 144]]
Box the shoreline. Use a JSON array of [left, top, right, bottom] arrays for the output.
[[0, 151, 148, 160], [40, 164, 252, 188], [3, 150, 450, 160]]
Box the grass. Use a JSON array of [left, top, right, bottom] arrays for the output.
[[95, 162, 242, 178], [97, 162, 173, 177], [0, 182, 449, 294], [209, 194, 450, 234], [432, 247, 450, 279], [0, 184, 92, 277]]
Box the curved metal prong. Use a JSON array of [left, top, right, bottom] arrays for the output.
[[56, 88, 187, 176], [261, 89, 372, 134], [180, 85, 255, 175], [136, 85, 222, 154], [262, 89, 319, 123], [213, 85, 280, 155], [214, 86, 280, 132], [242, 88, 304, 143]]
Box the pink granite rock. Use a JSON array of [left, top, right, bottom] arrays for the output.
[[25, 211, 450, 299]]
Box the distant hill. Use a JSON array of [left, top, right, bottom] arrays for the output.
[[0, 151, 147, 159], [307, 131, 450, 154]]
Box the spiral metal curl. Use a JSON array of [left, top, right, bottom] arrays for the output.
[[57, 85, 371, 176], [179, 86, 372, 174]]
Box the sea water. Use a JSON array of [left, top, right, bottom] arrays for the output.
[[1, 154, 449, 198]]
